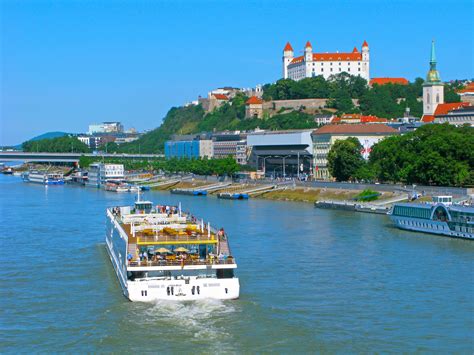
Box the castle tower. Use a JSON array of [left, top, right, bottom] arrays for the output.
[[423, 40, 444, 116], [361, 40, 370, 81], [304, 41, 313, 62], [282, 42, 294, 79]]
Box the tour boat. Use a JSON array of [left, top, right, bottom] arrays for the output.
[[105, 192, 239, 301], [390, 196, 473, 240], [24, 170, 65, 185]]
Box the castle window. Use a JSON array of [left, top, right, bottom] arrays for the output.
[[339, 62, 341, 65], [330, 63, 333, 65], [358, 68, 360, 71], [427, 93, 430, 102], [436, 93, 440, 103], [321, 69, 323, 72], [330, 68, 333, 72], [339, 68, 341, 71]]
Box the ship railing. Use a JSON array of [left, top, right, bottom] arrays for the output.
[[136, 234, 217, 245], [128, 257, 235, 268]]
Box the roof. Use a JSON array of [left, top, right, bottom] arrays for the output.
[[421, 102, 471, 122], [362, 40, 369, 47], [457, 82, 474, 93], [360, 115, 388, 123], [246, 96, 263, 105], [212, 94, 229, 100], [283, 42, 293, 52], [352, 47, 359, 53], [305, 41, 312, 49], [289, 52, 362, 65], [313, 124, 398, 135], [369, 78, 409, 86]]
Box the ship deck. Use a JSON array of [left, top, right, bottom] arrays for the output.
[[112, 209, 234, 268]]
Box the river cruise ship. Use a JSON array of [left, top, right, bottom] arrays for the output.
[[390, 199, 473, 240], [105, 194, 239, 301], [24, 170, 65, 185]]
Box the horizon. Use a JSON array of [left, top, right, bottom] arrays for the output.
[[2, 0, 473, 146]]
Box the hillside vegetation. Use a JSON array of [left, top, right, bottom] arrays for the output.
[[114, 74, 460, 154]]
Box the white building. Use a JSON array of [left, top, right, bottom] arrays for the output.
[[85, 163, 124, 187], [283, 40, 370, 81], [88, 122, 124, 135]]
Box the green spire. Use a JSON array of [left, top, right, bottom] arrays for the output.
[[430, 40, 437, 67], [425, 40, 441, 84]]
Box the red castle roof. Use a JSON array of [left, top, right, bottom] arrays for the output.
[[284, 42, 293, 52], [369, 78, 409, 86], [290, 51, 362, 64], [362, 40, 369, 47], [246, 96, 263, 105], [212, 94, 229, 100], [305, 41, 312, 49]]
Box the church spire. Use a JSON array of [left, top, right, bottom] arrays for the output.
[[430, 40, 436, 65], [426, 40, 441, 84]]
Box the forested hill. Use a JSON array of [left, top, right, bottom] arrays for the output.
[[98, 74, 463, 154]]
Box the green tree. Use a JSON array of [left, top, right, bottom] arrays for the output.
[[327, 137, 364, 181], [22, 136, 90, 153]]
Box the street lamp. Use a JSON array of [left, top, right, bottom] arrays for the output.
[[262, 156, 273, 176], [282, 155, 291, 178]]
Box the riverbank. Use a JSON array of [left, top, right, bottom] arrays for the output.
[[152, 178, 404, 205]]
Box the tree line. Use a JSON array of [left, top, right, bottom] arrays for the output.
[[22, 136, 90, 153], [79, 156, 241, 176], [327, 124, 474, 187]]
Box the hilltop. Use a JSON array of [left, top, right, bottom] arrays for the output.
[[112, 74, 461, 154]]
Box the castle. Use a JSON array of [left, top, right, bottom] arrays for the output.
[[282, 41, 370, 81]]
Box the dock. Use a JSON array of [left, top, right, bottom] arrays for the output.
[[171, 182, 232, 196], [216, 184, 277, 200], [315, 200, 390, 215]]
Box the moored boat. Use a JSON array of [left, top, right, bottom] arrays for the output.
[[389, 197, 473, 240], [23, 170, 65, 185]]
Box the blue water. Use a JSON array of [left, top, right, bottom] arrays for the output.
[[1, 175, 473, 352]]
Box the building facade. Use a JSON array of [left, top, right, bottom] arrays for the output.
[[245, 96, 264, 119], [212, 132, 248, 165], [86, 163, 124, 187], [283, 40, 370, 81], [312, 124, 398, 180], [247, 130, 314, 177], [164, 136, 213, 159]]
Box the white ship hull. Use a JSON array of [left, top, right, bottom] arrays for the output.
[[390, 215, 473, 240]]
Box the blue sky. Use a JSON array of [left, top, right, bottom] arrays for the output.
[[1, 0, 473, 145]]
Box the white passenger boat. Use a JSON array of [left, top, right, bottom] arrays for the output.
[[390, 196, 473, 240], [105, 193, 239, 301], [24, 170, 65, 185]]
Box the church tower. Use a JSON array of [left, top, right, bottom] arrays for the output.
[[423, 40, 444, 116], [282, 42, 294, 79]]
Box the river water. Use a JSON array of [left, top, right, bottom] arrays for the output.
[[1, 175, 473, 353]]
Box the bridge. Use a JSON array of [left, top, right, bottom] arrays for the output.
[[0, 151, 164, 163]]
